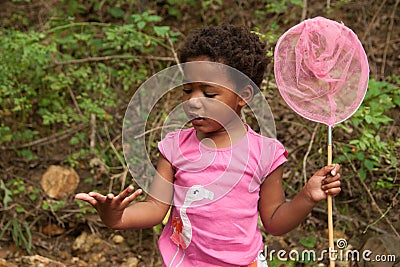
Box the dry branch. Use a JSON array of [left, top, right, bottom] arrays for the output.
[[341, 147, 399, 238], [0, 124, 87, 150], [45, 55, 175, 69]]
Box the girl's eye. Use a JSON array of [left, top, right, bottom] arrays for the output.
[[204, 92, 217, 98], [182, 88, 192, 94]]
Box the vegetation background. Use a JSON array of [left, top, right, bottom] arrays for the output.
[[0, 0, 398, 266]]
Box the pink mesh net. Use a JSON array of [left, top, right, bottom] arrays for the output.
[[274, 16, 369, 126]]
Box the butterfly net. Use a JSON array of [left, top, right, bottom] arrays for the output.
[[274, 17, 369, 126]]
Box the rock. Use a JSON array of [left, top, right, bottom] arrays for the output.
[[324, 228, 348, 240], [88, 253, 106, 265], [120, 257, 139, 267], [42, 223, 66, 236], [72, 232, 102, 253], [20, 255, 65, 267], [336, 243, 354, 267], [111, 234, 125, 244], [40, 165, 79, 199], [0, 259, 17, 267], [70, 257, 89, 267], [358, 234, 399, 267]]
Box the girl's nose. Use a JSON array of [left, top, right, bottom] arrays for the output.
[[187, 97, 202, 109]]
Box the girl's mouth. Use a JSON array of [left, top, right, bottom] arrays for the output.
[[187, 113, 205, 125], [187, 112, 202, 120], [190, 117, 204, 126]]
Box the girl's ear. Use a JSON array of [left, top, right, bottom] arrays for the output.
[[238, 85, 254, 107]]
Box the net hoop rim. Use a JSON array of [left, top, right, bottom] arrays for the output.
[[274, 16, 369, 126]]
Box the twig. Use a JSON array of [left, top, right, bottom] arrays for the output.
[[90, 114, 96, 150], [380, 0, 399, 78], [133, 124, 181, 139], [100, 132, 121, 158], [1, 124, 87, 150], [362, 0, 387, 41], [46, 199, 65, 228], [38, 0, 52, 12], [104, 123, 126, 169], [363, 187, 400, 235], [301, 0, 307, 21], [340, 147, 399, 237], [303, 124, 319, 184], [280, 120, 313, 132], [45, 55, 175, 69], [167, 33, 184, 76], [67, 85, 84, 120], [150, 229, 158, 267], [109, 169, 128, 193], [312, 207, 388, 235], [97, 0, 107, 21], [104, 123, 129, 193], [167, 34, 180, 65]]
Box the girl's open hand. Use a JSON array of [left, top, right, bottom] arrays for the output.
[[304, 164, 341, 203], [75, 185, 142, 228]]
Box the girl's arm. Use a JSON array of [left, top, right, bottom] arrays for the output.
[[258, 164, 341, 236], [75, 155, 174, 230]]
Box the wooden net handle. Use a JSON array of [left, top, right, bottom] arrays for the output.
[[328, 126, 335, 267]]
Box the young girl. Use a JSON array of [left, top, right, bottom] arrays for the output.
[[76, 24, 341, 266]]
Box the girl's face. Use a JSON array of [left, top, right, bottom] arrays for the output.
[[182, 58, 247, 135]]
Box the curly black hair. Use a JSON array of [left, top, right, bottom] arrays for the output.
[[178, 24, 269, 88]]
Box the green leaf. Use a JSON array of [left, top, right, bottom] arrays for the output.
[[70, 136, 80, 145], [364, 159, 375, 170], [144, 14, 162, 23], [42, 201, 49, 210], [137, 21, 146, 29], [109, 8, 125, 18], [0, 180, 13, 208], [359, 141, 366, 151], [355, 152, 364, 160], [16, 205, 25, 213], [28, 193, 37, 201], [299, 236, 316, 248], [153, 26, 170, 36], [359, 168, 367, 180], [393, 93, 400, 107], [168, 6, 181, 18]]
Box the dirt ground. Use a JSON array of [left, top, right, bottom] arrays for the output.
[[0, 0, 399, 266]]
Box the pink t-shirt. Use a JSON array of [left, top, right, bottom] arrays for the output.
[[158, 127, 287, 266]]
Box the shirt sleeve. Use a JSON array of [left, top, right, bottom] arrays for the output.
[[265, 140, 288, 177], [158, 132, 175, 163]]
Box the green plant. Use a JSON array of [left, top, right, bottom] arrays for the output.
[[336, 77, 399, 185], [253, 0, 303, 45], [0, 219, 32, 253], [0, 178, 29, 208], [268, 255, 314, 267], [0, 179, 34, 252], [268, 258, 296, 267], [0, 178, 43, 212], [42, 200, 66, 212], [299, 236, 317, 248], [0, 11, 179, 166], [160, 0, 198, 19], [0, 9, 180, 253], [265, 0, 303, 13], [75, 199, 97, 218], [0, 180, 13, 208]]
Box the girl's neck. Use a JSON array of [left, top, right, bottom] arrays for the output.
[[196, 121, 248, 149]]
